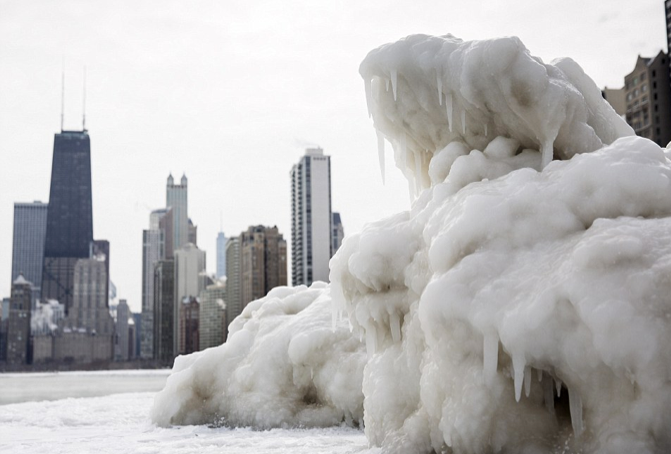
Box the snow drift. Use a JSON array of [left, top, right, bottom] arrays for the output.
[[153, 34, 671, 453]]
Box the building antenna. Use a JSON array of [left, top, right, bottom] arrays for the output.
[[60, 59, 65, 132], [82, 66, 87, 131]]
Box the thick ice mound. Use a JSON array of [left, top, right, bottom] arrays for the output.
[[153, 34, 670, 454], [325, 34, 668, 453], [360, 34, 632, 191], [151, 284, 365, 428]]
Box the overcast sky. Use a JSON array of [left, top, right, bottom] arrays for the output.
[[0, 0, 665, 312]]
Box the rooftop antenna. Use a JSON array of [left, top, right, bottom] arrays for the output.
[[60, 59, 65, 132], [82, 66, 87, 131]]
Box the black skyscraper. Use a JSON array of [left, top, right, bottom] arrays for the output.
[[41, 130, 93, 314]]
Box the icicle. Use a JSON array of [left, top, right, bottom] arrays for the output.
[[390, 312, 401, 343], [310, 367, 314, 380], [386, 78, 390, 92], [365, 78, 373, 118], [484, 122, 488, 137], [543, 374, 555, 415], [556, 378, 563, 398], [376, 130, 386, 184], [483, 333, 498, 384], [540, 139, 553, 168], [461, 109, 466, 135], [366, 323, 378, 357], [513, 352, 526, 402], [446, 92, 453, 132], [569, 389, 584, 437], [390, 69, 398, 101], [414, 151, 423, 195], [524, 366, 532, 398], [436, 71, 443, 105]]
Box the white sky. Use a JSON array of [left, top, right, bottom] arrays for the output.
[[0, 0, 665, 312]]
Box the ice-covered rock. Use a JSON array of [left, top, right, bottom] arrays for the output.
[[328, 34, 668, 453], [152, 34, 671, 454], [151, 284, 365, 428]]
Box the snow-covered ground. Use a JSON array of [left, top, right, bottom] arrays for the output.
[[1, 392, 372, 454]]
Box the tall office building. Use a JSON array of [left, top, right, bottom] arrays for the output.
[[166, 174, 189, 251], [116, 299, 130, 361], [225, 237, 242, 327], [624, 52, 671, 147], [140, 208, 171, 359], [42, 130, 93, 314], [179, 297, 199, 355], [216, 231, 227, 279], [240, 225, 287, 306], [174, 243, 206, 355], [11, 202, 48, 303], [153, 259, 175, 364], [291, 147, 332, 286], [199, 281, 227, 349], [6, 275, 32, 365]]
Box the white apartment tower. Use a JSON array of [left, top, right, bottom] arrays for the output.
[[216, 231, 227, 279], [291, 147, 332, 286]]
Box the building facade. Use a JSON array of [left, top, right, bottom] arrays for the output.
[[240, 225, 287, 306], [11, 202, 48, 303], [6, 275, 32, 365], [42, 130, 94, 314], [116, 299, 130, 361], [332, 212, 345, 256], [216, 231, 227, 279], [179, 297, 199, 355], [199, 282, 227, 349], [225, 236, 242, 327], [291, 148, 332, 286], [166, 174, 189, 251], [153, 260, 175, 365], [624, 52, 671, 147], [174, 243, 206, 355]]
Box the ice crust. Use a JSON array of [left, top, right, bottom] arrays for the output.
[[151, 284, 365, 429], [152, 34, 671, 453]]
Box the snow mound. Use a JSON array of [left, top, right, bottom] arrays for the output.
[[152, 34, 670, 454], [151, 284, 365, 428], [360, 34, 633, 192], [325, 34, 669, 453]]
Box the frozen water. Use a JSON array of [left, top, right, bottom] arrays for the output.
[[154, 34, 671, 454], [1, 392, 371, 454]]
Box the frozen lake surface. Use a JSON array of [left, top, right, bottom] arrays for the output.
[[0, 370, 372, 454]]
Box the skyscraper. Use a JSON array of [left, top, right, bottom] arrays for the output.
[[174, 243, 206, 355], [153, 259, 175, 365], [225, 236, 241, 326], [216, 231, 227, 279], [291, 147, 332, 286], [140, 208, 171, 359], [332, 212, 345, 255], [41, 130, 93, 314], [6, 275, 32, 365], [240, 225, 287, 306], [11, 201, 48, 302], [166, 174, 189, 251], [199, 281, 227, 349]]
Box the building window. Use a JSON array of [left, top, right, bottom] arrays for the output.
[[642, 84, 647, 92]]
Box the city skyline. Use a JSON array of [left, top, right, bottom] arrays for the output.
[[0, 0, 666, 312]]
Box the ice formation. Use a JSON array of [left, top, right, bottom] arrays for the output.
[[151, 284, 365, 428], [153, 34, 671, 454]]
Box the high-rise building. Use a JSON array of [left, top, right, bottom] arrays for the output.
[[291, 147, 332, 286], [225, 236, 242, 326], [624, 52, 671, 147], [179, 297, 199, 355], [166, 174, 189, 251], [188, 219, 198, 246], [11, 202, 48, 303], [116, 299, 130, 361], [153, 259, 175, 364], [6, 275, 32, 365], [240, 225, 287, 306], [42, 130, 93, 314], [666, 0, 671, 54], [199, 282, 227, 349], [216, 231, 227, 279], [140, 208, 171, 359], [174, 243, 206, 355], [332, 212, 345, 255]]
